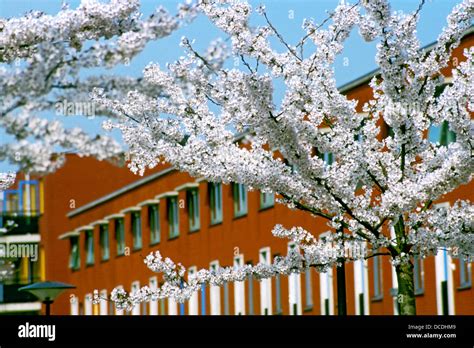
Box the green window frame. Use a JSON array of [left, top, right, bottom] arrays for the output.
[[148, 205, 160, 245], [168, 196, 179, 239], [131, 212, 142, 250], [260, 191, 275, 209], [69, 236, 80, 270], [187, 189, 200, 232], [85, 230, 94, 266], [99, 224, 109, 261], [233, 183, 247, 218], [209, 182, 223, 225], [115, 218, 125, 256]]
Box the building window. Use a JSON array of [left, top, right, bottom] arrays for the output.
[[428, 120, 456, 146], [209, 182, 223, 225], [459, 258, 472, 289], [99, 290, 108, 315], [274, 254, 282, 315], [200, 284, 206, 315], [84, 294, 93, 315], [305, 269, 313, 310], [223, 281, 230, 315], [323, 152, 333, 165], [148, 205, 160, 245], [149, 277, 159, 315], [288, 243, 302, 315], [70, 295, 79, 315], [414, 255, 424, 295], [259, 248, 272, 315], [160, 297, 166, 315], [233, 255, 245, 315], [260, 191, 275, 210], [188, 267, 199, 315], [99, 224, 109, 261], [210, 261, 221, 315], [85, 230, 94, 266], [187, 189, 200, 232], [69, 236, 80, 270], [131, 281, 140, 315], [247, 261, 254, 315], [167, 196, 179, 239], [168, 297, 178, 315], [131, 212, 142, 250], [320, 269, 333, 315], [115, 218, 125, 256], [233, 183, 247, 218], [354, 257, 369, 315], [373, 253, 383, 300]]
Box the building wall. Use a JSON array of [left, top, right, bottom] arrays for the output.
[[38, 32, 473, 315]]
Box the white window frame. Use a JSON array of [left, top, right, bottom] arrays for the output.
[[288, 242, 302, 315], [210, 260, 221, 315], [149, 276, 159, 315], [99, 289, 108, 315], [115, 285, 124, 315], [70, 295, 79, 315], [233, 254, 246, 315], [389, 227, 399, 315], [434, 202, 455, 315], [353, 244, 370, 315], [84, 293, 93, 315], [188, 266, 199, 315], [259, 247, 272, 315], [131, 281, 141, 315], [319, 268, 334, 315], [168, 297, 178, 315]]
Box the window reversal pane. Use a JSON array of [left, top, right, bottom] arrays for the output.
[[233, 183, 247, 217], [209, 183, 223, 225], [168, 197, 180, 238], [132, 212, 142, 250], [187, 189, 200, 232]]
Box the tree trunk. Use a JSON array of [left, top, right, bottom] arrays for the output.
[[395, 261, 417, 315]]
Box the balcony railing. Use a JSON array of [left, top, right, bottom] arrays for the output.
[[0, 212, 39, 235], [0, 283, 40, 304]]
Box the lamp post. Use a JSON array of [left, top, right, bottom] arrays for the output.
[[19, 281, 76, 315]]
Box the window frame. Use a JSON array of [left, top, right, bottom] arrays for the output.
[[69, 236, 80, 270], [259, 191, 275, 210], [233, 183, 248, 218], [148, 204, 160, 245], [99, 224, 110, 261], [167, 196, 180, 239], [115, 218, 125, 257], [187, 188, 200, 233], [209, 182, 223, 225], [131, 211, 142, 251], [85, 229, 94, 266]]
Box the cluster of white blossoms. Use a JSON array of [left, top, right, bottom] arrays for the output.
[[0, 172, 15, 191], [0, 0, 197, 188], [89, 0, 474, 311]]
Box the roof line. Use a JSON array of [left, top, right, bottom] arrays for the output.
[[337, 25, 474, 93], [66, 166, 175, 218]]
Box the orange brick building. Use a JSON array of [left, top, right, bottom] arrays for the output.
[[3, 28, 471, 316]]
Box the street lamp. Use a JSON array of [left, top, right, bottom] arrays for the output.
[[19, 281, 76, 315]]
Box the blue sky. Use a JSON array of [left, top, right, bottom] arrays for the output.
[[0, 0, 465, 172]]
